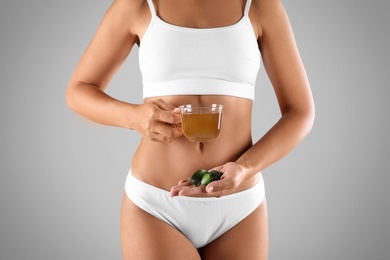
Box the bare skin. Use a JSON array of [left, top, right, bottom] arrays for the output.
[[66, 0, 315, 259]]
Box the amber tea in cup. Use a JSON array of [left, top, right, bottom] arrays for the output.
[[179, 104, 223, 142]]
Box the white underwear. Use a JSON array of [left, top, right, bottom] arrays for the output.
[[124, 170, 265, 248]]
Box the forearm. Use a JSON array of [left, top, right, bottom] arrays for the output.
[[236, 110, 314, 177], [66, 83, 135, 129]]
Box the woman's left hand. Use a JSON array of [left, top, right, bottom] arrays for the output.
[[170, 162, 248, 197]]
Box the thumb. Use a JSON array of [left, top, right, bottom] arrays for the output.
[[206, 179, 224, 193]]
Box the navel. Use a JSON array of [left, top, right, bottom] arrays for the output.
[[198, 142, 204, 153]]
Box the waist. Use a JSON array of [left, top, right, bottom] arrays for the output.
[[143, 79, 255, 100], [131, 95, 253, 192]]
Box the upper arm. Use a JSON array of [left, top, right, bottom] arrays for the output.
[[255, 0, 314, 116], [69, 0, 145, 90]]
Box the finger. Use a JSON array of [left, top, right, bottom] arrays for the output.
[[170, 185, 183, 196], [152, 99, 175, 111], [171, 181, 192, 191], [170, 181, 195, 196], [157, 110, 181, 125], [151, 123, 182, 142], [178, 178, 191, 185], [178, 186, 206, 197], [146, 129, 176, 143], [150, 99, 180, 125], [152, 100, 182, 125], [205, 178, 233, 194], [147, 132, 168, 143]]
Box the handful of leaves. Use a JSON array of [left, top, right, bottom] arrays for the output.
[[188, 169, 223, 187]]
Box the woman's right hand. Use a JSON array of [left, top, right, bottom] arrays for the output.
[[130, 99, 183, 143]]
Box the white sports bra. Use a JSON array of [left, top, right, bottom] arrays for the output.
[[139, 0, 260, 100]]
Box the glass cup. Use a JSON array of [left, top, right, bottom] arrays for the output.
[[179, 104, 223, 142]]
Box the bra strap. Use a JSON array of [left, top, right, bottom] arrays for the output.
[[244, 0, 252, 17], [146, 0, 156, 17]]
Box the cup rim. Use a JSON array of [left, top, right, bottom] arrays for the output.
[[179, 104, 223, 109]]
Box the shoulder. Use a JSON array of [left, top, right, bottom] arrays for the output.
[[103, 0, 150, 36], [249, 0, 289, 39], [108, 0, 147, 14]]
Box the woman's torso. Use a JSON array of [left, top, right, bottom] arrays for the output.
[[131, 0, 260, 195], [131, 95, 255, 191]]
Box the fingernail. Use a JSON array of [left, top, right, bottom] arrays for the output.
[[207, 186, 214, 193]]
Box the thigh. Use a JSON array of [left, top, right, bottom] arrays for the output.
[[200, 198, 269, 260], [120, 193, 201, 260]]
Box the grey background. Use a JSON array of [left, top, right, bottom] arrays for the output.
[[0, 0, 389, 259]]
